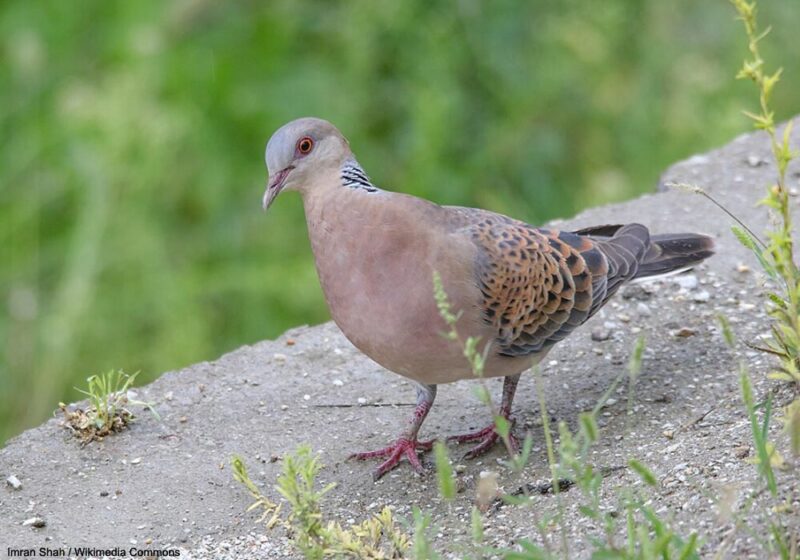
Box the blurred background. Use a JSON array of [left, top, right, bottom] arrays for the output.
[[1, 0, 798, 443]]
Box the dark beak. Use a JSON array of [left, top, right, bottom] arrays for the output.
[[262, 166, 294, 211]]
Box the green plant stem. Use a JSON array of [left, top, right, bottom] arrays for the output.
[[534, 366, 569, 559]]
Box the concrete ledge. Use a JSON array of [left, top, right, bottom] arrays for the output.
[[2, 119, 799, 558]]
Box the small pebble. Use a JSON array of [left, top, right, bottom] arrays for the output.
[[591, 327, 611, 342], [746, 154, 765, 167], [622, 284, 652, 301], [285, 339, 296, 346], [636, 303, 651, 317], [692, 290, 711, 303], [672, 327, 697, 338], [332, 379, 344, 387], [673, 275, 698, 291], [22, 517, 45, 528], [734, 446, 750, 459], [664, 443, 681, 454], [357, 397, 367, 404], [6, 475, 22, 490]]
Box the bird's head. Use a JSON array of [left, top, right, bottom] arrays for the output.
[[262, 117, 351, 210]]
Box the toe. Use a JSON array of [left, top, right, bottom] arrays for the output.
[[372, 445, 406, 480], [463, 434, 499, 460], [404, 446, 427, 474], [447, 426, 494, 443], [350, 446, 392, 460]]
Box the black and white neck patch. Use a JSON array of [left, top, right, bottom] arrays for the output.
[[340, 160, 379, 193]]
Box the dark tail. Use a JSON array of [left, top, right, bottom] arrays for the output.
[[636, 233, 715, 278], [573, 223, 715, 280]]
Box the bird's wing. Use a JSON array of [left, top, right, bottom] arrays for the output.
[[457, 211, 650, 357]]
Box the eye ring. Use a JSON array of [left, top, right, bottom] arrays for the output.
[[297, 136, 314, 155]]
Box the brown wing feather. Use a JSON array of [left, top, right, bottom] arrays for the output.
[[468, 216, 651, 358]]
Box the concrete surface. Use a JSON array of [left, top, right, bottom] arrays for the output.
[[2, 119, 799, 559]]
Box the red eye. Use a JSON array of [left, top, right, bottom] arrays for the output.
[[297, 136, 314, 155]]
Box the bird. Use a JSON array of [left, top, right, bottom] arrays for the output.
[[262, 117, 714, 480]]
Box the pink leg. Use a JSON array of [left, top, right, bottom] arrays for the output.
[[350, 383, 437, 480], [448, 374, 521, 459]]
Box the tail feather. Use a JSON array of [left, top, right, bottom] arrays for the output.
[[574, 224, 714, 279], [562, 224, 715, 328], [636, 233, 715, 279]]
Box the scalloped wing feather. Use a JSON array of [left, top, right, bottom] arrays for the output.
[[468, 218, 650, 357]]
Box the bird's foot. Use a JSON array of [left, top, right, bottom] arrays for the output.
[[448, 417, 519, 460], [349, 437, 435, 481]]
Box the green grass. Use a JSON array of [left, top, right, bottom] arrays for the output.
[[2, 0, 800, 443], [231, 454, 282, 528], [728, 0, 800, 392], [716, 0, 800, 490], [232, 447, 410, 559], [59, 369, 156, 442], [683, 3, 800, 556]]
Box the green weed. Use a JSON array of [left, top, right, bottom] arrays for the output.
[[410, 508, 441, 560], [232, 447, 410, 559], [672, 5, 799, 555], [275, 446, 337, 559], [231, 455, 282, 528], [716, 317, 796, 559], [740, 367, 780, 494], [722, 4, 799, 553], [433, 441, 456, 502], [537, 338, 698, 560], [729, 0, 800, 410], [59, 369, 157, 442]]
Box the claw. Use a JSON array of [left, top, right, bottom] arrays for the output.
[[448, 417, 519, 459], [350, 437, 435, 480]]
